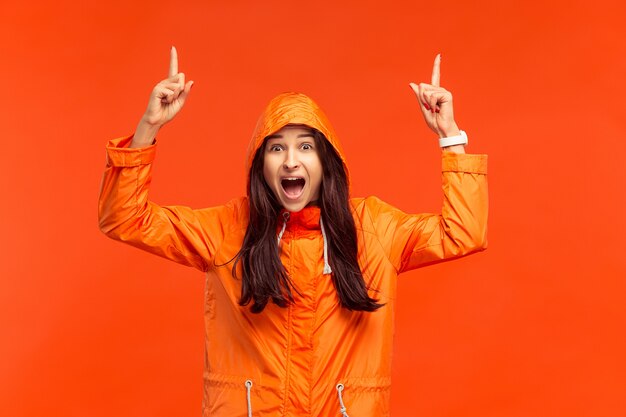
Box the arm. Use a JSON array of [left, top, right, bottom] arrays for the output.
[[367, 152, 487, 274], [98, 135, 235, 272], [98, 47, 232, 271], [374, 53, 488, 272]]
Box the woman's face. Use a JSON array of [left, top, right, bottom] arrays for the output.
[[263, 125, 323, 212]]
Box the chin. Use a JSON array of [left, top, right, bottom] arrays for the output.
[[280, 200, 309, 213]]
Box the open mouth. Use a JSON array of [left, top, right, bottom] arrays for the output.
[[281, 177, 306, 199]]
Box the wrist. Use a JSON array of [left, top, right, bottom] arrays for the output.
[[438, 123, 460, 138], [131, 119, 160, 148], [442, 144, 466, 154], [439, 130, 468, 149]]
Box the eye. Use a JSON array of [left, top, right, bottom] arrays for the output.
[[301, 143, 314, 151], [268, 144, 284, 152]]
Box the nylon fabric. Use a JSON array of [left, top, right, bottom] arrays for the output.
[[98, 92, 488, 416]]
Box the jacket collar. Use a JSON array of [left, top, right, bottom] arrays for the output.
[[276, 205, 332, 275], [279, 205, 321, 231]]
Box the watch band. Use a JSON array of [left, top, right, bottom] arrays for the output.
[[439, 130, 468, 148]]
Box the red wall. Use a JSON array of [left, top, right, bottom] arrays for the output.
[[1, 1, 625, 416]]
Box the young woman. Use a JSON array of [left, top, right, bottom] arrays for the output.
[[98, 47, 488, 417]]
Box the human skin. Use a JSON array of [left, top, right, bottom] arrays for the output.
[[410, 54, 465, 154], [130, 46, 192, 148], [262, 125, 323, 212]]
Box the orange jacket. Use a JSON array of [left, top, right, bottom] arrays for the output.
[[98, 93, 488, 417]]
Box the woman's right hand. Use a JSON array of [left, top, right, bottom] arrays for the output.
[[131, 46, 194, 147]]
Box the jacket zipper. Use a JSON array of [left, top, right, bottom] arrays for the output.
[[280, 235, 294, 415]]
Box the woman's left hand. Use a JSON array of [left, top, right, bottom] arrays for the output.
[[410, 54, 460, 138]]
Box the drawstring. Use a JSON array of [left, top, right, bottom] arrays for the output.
[[319, 217, 332, 275], [276, 212, 289, 245], [276, 211, 333, 276], [245, 380, 253, 417], [336, 383, 349, 417]]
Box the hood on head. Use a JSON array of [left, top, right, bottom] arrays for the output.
[[246, 92, 349, 183]]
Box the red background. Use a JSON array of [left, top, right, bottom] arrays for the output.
[[1, 1, 625, 416]]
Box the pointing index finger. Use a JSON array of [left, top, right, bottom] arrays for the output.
[[169, 46, 178, 78], [431, 53, 441, 87]]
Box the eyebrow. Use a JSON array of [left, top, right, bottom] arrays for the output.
[[266, 133, 315, 140]]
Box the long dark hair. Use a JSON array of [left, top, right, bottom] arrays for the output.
[[233, 128, 384, 313]]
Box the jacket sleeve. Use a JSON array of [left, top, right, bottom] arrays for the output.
[[367, 152, 488, 274], [97, 134, 235, 272]]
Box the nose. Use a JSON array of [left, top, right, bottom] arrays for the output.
[[282, 149, 300, 170]]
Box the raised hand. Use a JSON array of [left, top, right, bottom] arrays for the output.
[[141, 46, 194, 128], [131, 47, 194, 148], [409, 54, 460, 139]]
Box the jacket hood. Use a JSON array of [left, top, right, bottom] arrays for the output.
[[246, 92, 349, 182]]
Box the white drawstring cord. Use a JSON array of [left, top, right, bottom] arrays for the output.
[[276, 212, 290, 245], [245, 380, 253, 417], [319, 217, 333, 275], [277, 211, 332, 275], [336, 383, 349, 417]]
